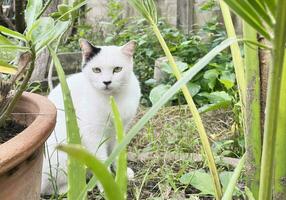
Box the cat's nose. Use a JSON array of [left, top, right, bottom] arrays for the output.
[[103, 81, 112, 86]]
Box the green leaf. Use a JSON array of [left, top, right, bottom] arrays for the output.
[[187, 82, 201, 96], [0, 35, 15, 45], [48, 46, 86, 200], [161, 61, 188, 74], [110, 97, 127, 198], [222, 0, 272, 40], [149, 84, 171, 105], [204, 69, 219, 89], [219, 71, 235, 89], [179, 171, 215, 195], [57, 4, 71, 21], [78, 38, 238, 200], [58, 144, 124, 200], [25, 0, 43, 30], [0, 60, 17, 74], [204, 69, 219, 80], [207, 91, 232, 104], [27, 17, 54, 42], [35, 21, 70, 52], [0, 45, 30, 52], [198, 101, 231, 113], [0, 26, 27, 41]]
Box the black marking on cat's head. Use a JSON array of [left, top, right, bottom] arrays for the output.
[[79, 38, 101, 66]]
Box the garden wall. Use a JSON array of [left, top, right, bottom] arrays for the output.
[[85, 0, 242, 34]]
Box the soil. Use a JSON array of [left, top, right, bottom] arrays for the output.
[[0, 120, 26, 144]]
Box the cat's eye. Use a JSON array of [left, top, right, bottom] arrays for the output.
[[92, 67, 101, 73], [113, 66, 122, 73]]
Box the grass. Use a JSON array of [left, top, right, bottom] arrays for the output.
[[84, 106, 241, 200]]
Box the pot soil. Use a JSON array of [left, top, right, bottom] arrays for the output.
[[0, 92, 56, 200]]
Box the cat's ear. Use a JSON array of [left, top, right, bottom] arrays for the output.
[[121, 41, 136, 57], [79, 38, 101, 62]]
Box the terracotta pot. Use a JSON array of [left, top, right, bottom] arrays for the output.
[[0, 92, 56, 200]]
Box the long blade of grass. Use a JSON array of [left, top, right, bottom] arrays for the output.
[[48, 46, 86, 200], [222, 0, 272, 40], [152, 22, 223, 199], [0, 26, 27, 41], [222, 154, 246, 200], [259, 0, 286, 199], [129, 1, 223, 198], [219, 0, 246, 104], [0, 35, 15, 45], [110, 97, 127, 198], [58, 144, 124, 200], [77, 38, 237, 200], [0, 60, 17, 74], [243, 21, 262, 199], [245, 0, 274, 28], [0, 45, 30, 52]]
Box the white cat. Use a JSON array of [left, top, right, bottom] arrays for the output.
[[41, 39, 141, 195]]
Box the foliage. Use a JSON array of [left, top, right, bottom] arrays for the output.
[[0, 0, 88, 198], [81, 35, 237, 200], [221, 0, 286, 199], [49, 46, 86, 199], [59, 0, 235, 108]]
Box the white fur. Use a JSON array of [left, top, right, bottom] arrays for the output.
[[41, 43, 141, 195]]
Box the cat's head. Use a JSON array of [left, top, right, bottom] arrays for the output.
[[79, 39, 136, 94]]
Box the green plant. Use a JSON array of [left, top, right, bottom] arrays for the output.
[[0, 0, 88, 198], [79, 37, 237, 200], [220, 0, 286, 199], [0, 0, 85, 126], [49, 46, 86, 199]]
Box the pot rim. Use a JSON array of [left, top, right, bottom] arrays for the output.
[[0, 92, 56, 174]]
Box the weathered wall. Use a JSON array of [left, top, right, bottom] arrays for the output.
[[85, 0, 242, 34]]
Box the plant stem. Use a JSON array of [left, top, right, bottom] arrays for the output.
[[222, 154, 245, 200], [243, 22, 262, 199], [0, 52, 34, 127], [259, 0, 286, 199], [36, 0, 54, 20], [150, 21, 223, 200], [273, 49, 286, 199], [219, 0, 246, 106]]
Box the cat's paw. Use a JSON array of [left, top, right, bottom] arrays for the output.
[[127, 167, 135, 180]]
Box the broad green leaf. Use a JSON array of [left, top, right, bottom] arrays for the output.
[[204, 69, 219, 89], [55, 0, 87, 22], [0, 35, 15, 45], [79, 38, 238, 200], [0, 26, 27, 41], [110, 97, 127, 198], [0, 60, 17, 74], [187, 82, 201, 96], [179, 171, 215, 195], [25, 0, 43, 29], [58, 144, 124, 200], [149, 84, 171, 105], [36, 21, 70, 53], [161, 61, 188, 74], [58, 4, 71, 21], [48, 46, 86, 200], [206, 91, 232, 104], [27, 17, 54, 42], [198, 101, 231, 113], [219, 71, 235, 89]]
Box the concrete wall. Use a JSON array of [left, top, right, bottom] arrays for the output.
[[85, 0, 242, 34]]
